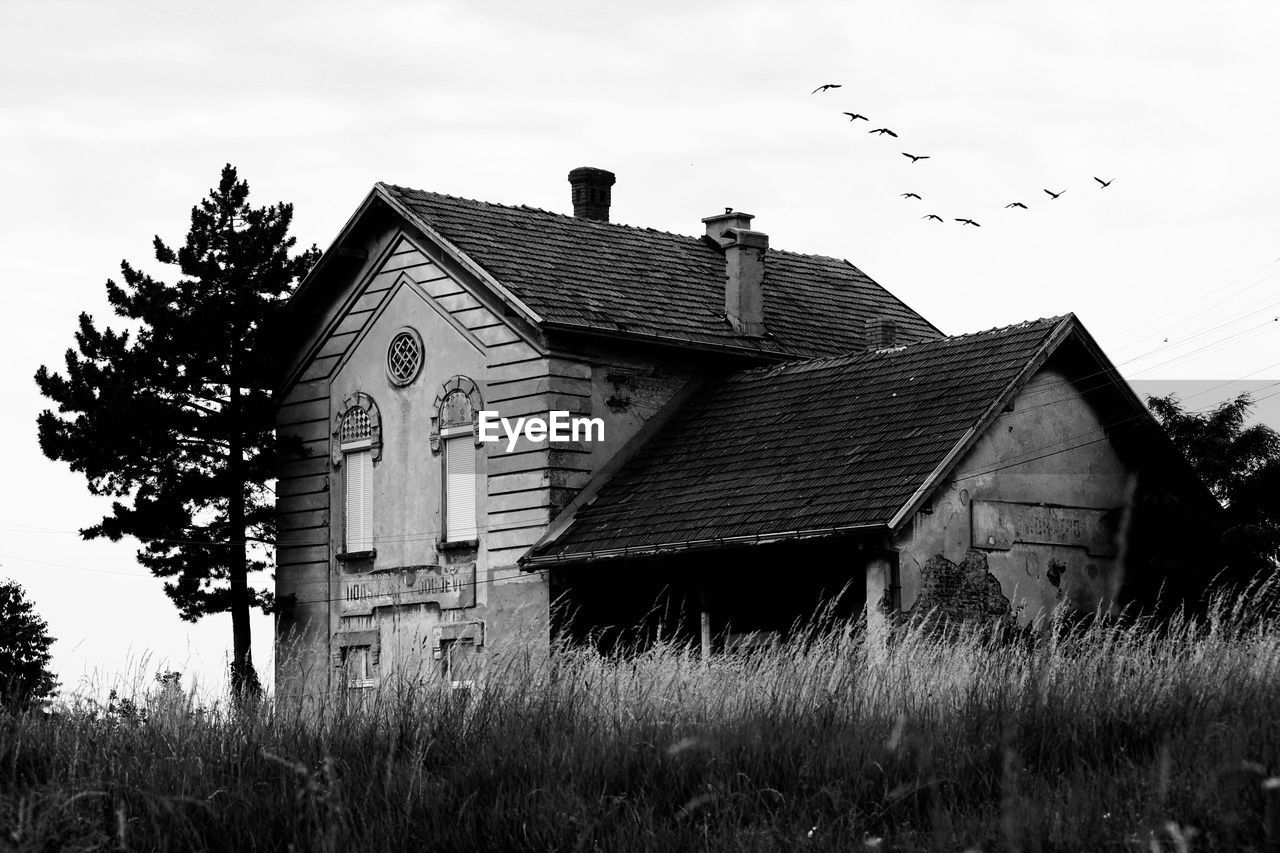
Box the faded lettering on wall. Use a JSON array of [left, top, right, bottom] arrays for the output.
[[971, 500, 1118, 556], [340, 563, 477, 613]]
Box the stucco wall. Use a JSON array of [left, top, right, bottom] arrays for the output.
[[576, 341, 701, 475], [331, 283, 488, 568], [891, 367, 1133, 626]]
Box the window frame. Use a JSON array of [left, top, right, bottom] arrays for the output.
[[440, 422, 478, 544], [431, 377, 483, 549], [386, 326, 424, 387], [343, 645, 375, 690], [338, 405, 376, 558], [439, 637, 477, 692]]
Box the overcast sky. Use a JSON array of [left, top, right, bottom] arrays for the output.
[[2, 0, 1279, 698]]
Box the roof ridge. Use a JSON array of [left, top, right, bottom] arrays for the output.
[[938, 314, 1071, 341], [382, 183, 703, 243], [383, 183, 898, 267], [737, 314, 1071, 379]]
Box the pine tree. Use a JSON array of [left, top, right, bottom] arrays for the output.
[[35, 165, 319, 697], [0, 579, 57, 708]]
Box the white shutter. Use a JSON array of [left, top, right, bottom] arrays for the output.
[[444, 434, 477, 541], [345, 448, 373, 552]]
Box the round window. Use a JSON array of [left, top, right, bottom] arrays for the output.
[[386, 329, 423, 386]]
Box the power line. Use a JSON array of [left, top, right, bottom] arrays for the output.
[[0, 552, 158, 580], [1172, 363, 1280, 411], [0, 399, 1195, 599], [9, 355, 1274, 560], [0, 395, 1233, 614], [1128, 317, 1280, 378], [0, 513, 549, 551], [1117, 292, 1280, 358], [8, 331, 1277, 559], [1108, 261, 1280, 354], [1104, 255, 1280, 338], [0, 549, 545, 601], [14, 276, 1280, 582], [992, 313, 1280, 416]]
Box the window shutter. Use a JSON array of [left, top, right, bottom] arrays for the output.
[[444, 434, 477, 541], [345, 448, 373, 552]]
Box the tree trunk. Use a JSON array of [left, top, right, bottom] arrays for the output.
[[228, 375, 258, 699]]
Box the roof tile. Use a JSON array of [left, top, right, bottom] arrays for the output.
[[384, 186, 942, 358], [529, 317, 1068, 562]]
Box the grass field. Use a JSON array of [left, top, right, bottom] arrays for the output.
[[5, 585, 1280, 852]]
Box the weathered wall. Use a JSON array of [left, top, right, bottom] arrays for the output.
[[570, 340, 702, 484], [330, 282, 487, 567], [276, 226, 558, 700], [275, 223, 699, 701], [274, 220, 405, 702], [890, 367, 1132, 627]]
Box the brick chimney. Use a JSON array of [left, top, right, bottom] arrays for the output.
[[865, 317, 899, 350], [568, 167, 615, 222], [703, 209, 767, 337]]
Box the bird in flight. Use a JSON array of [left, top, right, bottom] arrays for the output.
[[869, 128, 898, 137], [812, 84, 842, 94], [901, 192, 922, 199], [955, 218, 981, 227], [1005, 202, 1028, 209], [1094, 177, 1113, 188], [1043, 189, 1066, 199], [923, 214, 944, 222], [902, 152, 930, 163], [843, 112, 868, 121]]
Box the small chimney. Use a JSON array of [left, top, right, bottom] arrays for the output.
[[723, 227, 768, 337], [568, 167, 615, 222], [703, 210, 767, 337], [865, 317, 899, 350], [701, 208, 755, 244]]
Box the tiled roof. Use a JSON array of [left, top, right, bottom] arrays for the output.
[[527, 316, 1071, 563], [382, 185, 942, 359]]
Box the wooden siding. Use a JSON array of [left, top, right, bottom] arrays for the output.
[[277, 230, 574, 623], [483, 355, 595, 561]]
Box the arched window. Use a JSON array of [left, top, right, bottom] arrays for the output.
[[333, 393, 381, 556], [440, 390, 477, 542], [432, 376, 482, 544]]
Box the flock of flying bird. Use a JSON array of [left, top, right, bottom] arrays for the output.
[[811, 83, 1114, 227]]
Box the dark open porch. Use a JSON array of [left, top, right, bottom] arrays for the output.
[[547, 537, 880, 654]]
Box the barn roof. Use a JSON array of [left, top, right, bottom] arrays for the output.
[[524, 316, 1080, 565], [377, 184, 942, 359]]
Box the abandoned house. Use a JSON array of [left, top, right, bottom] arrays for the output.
[[272, 166, 1210, 696]]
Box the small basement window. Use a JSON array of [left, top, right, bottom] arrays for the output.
[[440, 637, 476, 692], [344, 646, 374, 690]]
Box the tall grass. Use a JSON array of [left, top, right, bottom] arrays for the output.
[[6, 583, 1280, 852]]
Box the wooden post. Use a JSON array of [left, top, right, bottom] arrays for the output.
[[866, 555, 893, 650], [699, 586, 711, 664]]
